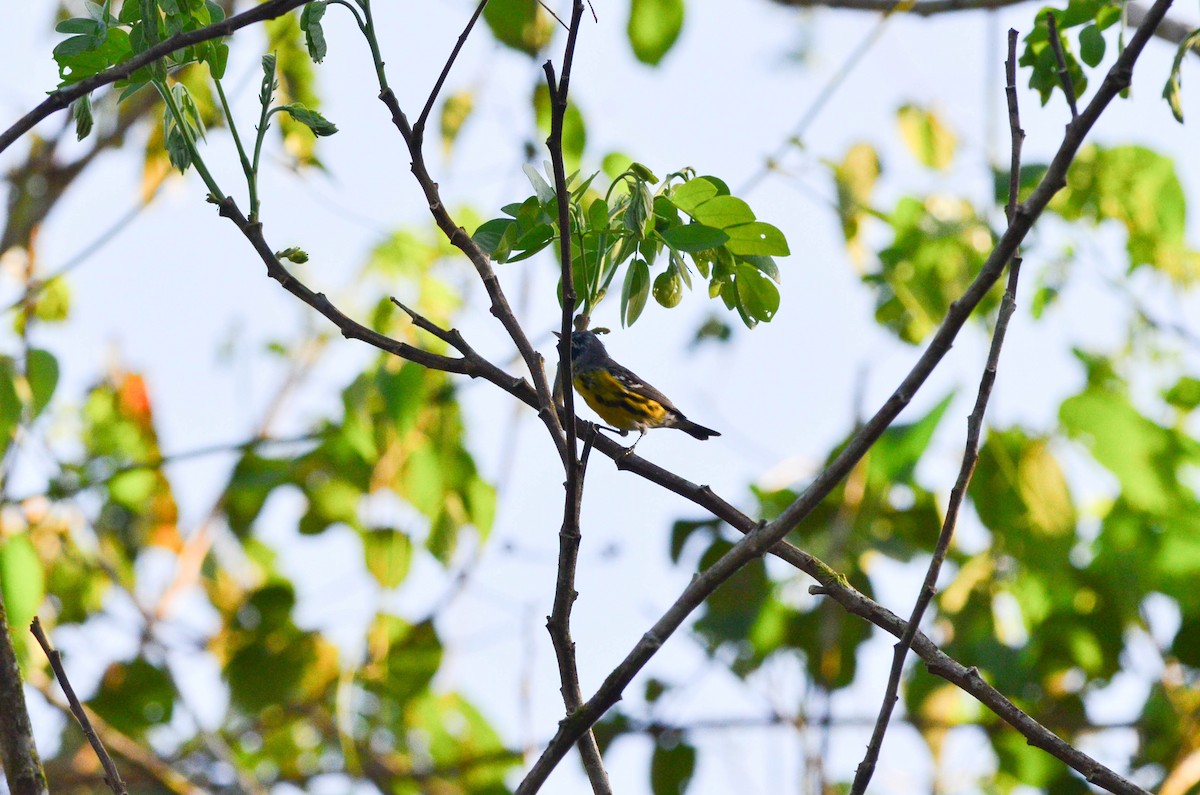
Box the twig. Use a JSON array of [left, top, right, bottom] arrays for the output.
[[414, 0, 491, 140], [768, 0, 1200, 60], [0, 591, 46, 795], [1044, 12, 1081, 118], [848, 28, 1027, 795], [29, 617, 128, 795], [36, 681, 210, 795], [515, 0, 1172, 791], [364, 4, 570, 462], [0, 0, 310, 158], [741, 1, 898, 193]]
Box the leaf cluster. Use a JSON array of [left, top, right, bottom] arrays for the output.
[[474, 164, 790, 328]]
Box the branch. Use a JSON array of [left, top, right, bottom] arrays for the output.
[[30, 617, 128, 795], [849, 29, 1027, 795], [1044, 12, 1081, 118], [414, 0, 491, 140], [515, 0, 1173, 791], [768, 0, 1200, 60], [35, 681, 209, 795], [539, 3, 610, 792], [0, 592, 46, 795], [0, 0, 311, 158], [364, 4, 570, 464]]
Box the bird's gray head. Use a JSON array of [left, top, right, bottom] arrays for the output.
[[569, 330, 607, 366]]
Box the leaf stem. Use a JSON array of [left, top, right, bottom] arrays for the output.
[[214, 78, 257, 217], [153, 79, 226, 203]]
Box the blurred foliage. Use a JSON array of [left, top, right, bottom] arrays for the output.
[[1, 2, 1197, 795]]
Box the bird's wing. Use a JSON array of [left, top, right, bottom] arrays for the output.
[[607, 363, 679, 413]]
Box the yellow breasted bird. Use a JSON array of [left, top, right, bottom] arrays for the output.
[[565, 330, 720, 449]]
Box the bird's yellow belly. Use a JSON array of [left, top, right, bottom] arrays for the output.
[[574, 370, 668, 431]]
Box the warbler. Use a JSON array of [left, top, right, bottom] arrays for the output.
[[565, 330, 720, 448]]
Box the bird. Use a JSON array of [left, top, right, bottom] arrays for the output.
[[563, 329, 720, 451]]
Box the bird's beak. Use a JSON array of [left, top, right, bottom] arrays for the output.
[[553, 332, 561, 339]]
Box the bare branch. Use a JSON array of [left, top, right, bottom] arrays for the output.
[[36, 681, 209, 795], [414, 0, 491, 140], [30, 617, 128, 795], [540, 4, 610, 791], [1044, 12, 1081, 118], [849, 29, 1027, 794], [769, 0, 1200, 61], [373, 87, 569, 460]]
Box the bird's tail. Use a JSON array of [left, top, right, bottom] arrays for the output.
[[674, 416, 720, 440]]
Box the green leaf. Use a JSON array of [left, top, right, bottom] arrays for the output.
[[483, 0, 552, 55], [1078, 23, 1105, 67], [225, 453, 293, 537], [832, 142, 881, 256], [363, 617, 442, 705], [1162, 29, 1200, 123], [621, 258, 651, 326], [90, 658, 174, 738], [669, 178, 719, 214], [1049, 144, 1198, 282], [687, 195, 755, 229], [660, 223, 728, 253], [1060, 382, 1199, 515], [734, 263, 779, 325], [300, 0, 328, 63], [0, 359, 20, 456], [628, 0, 685, 65], [277, 103, 338, 136], [440, 90, 474, 155], [724, 222, 790, 256], [970, 429, 1077, 548], [473, 218, 515, 258], [73, 93, 94, 141], [1164, 375, 1200, 411], [897, 104, 957, 170], [0, 535, 45, 633], [866, 392, 953, 488], [53, 22, 132, 86], [25, 349, 58, 420], [650, 741, 696, 795], [522, 163, 556, 204], [362, 528, 413, 589], [602, 151, 634, 180]]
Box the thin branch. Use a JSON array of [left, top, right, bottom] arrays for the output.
[[741, 3, 897, 193], [849, 29, 1027, 795], [30, 617, 128, 795], [542, 4, 609, 791], [769, 0, 1200, 60], [0, 0, 311, 158], [367, 6, 570, 462], [0, 591, 46, 795], [547, 427, 609, 793], [36, 681, 211, 795], [414, 0, 491, 140], [515, 1, 1173, 791], [1044, 12, 1081, 118]]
